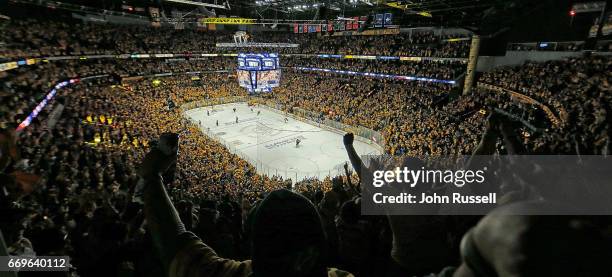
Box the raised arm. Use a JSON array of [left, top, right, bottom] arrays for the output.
[[343, 162, 359, 194], [139, 149, 186, 270], [343, 133, 367, 180], [470, 113, 501, 156], [139, 149, 250, 277]]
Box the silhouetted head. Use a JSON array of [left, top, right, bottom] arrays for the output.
[[454, 201, 612, 277], [250, 189, 327, 277]]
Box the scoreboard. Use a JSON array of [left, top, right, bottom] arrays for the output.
[[237, 53, 281, 94], [237, 53, 279, 71]]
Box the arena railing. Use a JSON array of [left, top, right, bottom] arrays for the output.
[[507, 40, 611, 52], [476, 82, 562, 127]]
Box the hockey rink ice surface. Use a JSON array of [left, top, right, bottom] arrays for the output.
[[185, 102, 382, 181]]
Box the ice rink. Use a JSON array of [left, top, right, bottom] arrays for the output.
[[184, 102, 382, 181]]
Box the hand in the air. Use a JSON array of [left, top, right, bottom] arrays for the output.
[[343, 133, 354, 146], [138, 148, 177, 179]]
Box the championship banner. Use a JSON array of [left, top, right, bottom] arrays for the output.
[[346, 20, 352, 30], [294, 24, 299, 33], [327, 21, 333, 31], [604, 12, 612, 36], [196, 16, 207, 30], [589, 25, 598, 38], [322, 23, 327, 32], [360, 16, 368, 29], [149, 7, 161, 27], [374, 14, 384, 28], [353, 17, 359, 29], [588, 12, 611, 37], [302, 24, 308, 33], [384, 13, 393, 26]]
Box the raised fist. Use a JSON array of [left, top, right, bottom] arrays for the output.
[[343, 133, 354, 146], [138, 148, 176, 178]]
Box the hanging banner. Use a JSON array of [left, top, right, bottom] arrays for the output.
[[384, 13, 393, 26], [360, 16, 368, 29], [196, 16, 207, 30], [149, 7, 161, 27], [338, 21, 345, 31], [374, 14, 384, 28], [202, 17, 256, 24]]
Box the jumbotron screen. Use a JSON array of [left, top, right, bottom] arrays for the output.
[[237, 53, 281, 93]]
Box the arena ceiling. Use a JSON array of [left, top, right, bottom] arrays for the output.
[[239, 0, 548, 29], [7, 0, 552, 31]]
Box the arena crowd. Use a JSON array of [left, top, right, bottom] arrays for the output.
[[1, 9, 612, 277]]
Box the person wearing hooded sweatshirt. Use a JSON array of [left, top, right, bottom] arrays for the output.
[[138, 147, 354, 277]]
